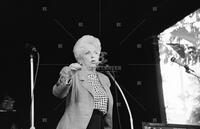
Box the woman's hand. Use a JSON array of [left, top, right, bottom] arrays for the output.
[[60, 63, 81, 77], [69, 63, 82, 71], [58, 63, 81, 85]]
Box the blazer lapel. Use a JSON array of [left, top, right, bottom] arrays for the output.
[[78, 70, 112, 100], [78, 70, 95, 97], [97, 72, 110, 95], [97, 72, 113, 106]]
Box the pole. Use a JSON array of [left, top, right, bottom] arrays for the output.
[[106, 71, 134, 129], [30, 54, 35, 129]]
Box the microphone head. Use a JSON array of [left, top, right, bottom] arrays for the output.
[[171, 57, 176, 62], [25, 43, 37, 52]]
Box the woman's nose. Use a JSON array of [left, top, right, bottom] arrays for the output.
[[91, 53, 95, 58], [91, 55, 95, 59]]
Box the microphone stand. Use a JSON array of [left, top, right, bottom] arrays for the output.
[[106, 71, 134, 129], [30, 53, 35, 129], [185, 68, 200, 80]]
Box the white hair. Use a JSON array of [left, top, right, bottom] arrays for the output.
[[73, 35, 101, 63]]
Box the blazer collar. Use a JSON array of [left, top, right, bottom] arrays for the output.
[[78, 68, 107, 90], [77, 68, 109, 89], [78, 68, 108, 87], [78, 69, 98, 81]]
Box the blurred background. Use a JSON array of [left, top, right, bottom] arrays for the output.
[[0, 0, 200, 129]]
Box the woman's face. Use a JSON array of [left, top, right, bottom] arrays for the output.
[[81, 44, 100, 69]]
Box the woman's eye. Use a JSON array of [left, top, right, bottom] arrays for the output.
[[85, 51, 90, 55], [94, 51, 99, 55]]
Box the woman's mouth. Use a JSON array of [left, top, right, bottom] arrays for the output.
[[91, 60, 97, 64]]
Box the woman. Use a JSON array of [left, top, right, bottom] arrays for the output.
[[52, 35, 113, 129]]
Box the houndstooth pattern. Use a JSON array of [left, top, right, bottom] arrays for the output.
[[88, 74, 108, 115]]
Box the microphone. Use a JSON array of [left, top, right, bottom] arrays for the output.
[[171, 57, 194, 72], [96, 62, 109, 72], [25, 43, 37, 52]]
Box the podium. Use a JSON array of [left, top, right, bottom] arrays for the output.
[[142, 122, 200, 129], [0, 95, 17, 129], [0, 110, 17, 129]]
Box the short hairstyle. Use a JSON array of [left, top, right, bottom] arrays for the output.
[[73, 35, 101, 63]]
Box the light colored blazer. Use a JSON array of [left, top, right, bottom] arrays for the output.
[[53, 67, 113, 129]]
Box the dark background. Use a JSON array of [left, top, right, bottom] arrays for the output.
[[0, 0, 199, 129]]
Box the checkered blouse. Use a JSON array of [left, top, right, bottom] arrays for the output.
[[87, 74, 108, 115]]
